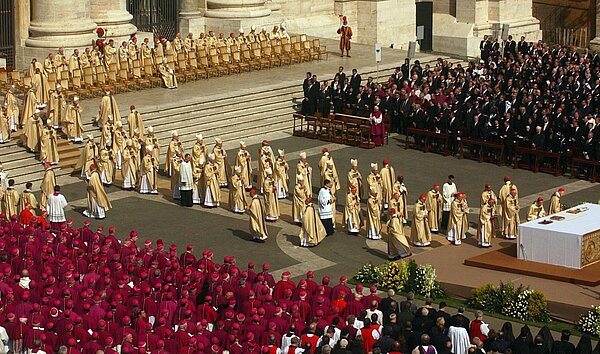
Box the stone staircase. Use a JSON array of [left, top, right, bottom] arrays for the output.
[[1, 55, 464, 187]]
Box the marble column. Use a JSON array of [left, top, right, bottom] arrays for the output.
[[26, 0, 97, 48], [590, 0, 600, 51], [180, 0, 206, 35], [205, 0, 271, 18], [90, 0, 137, 39], [204, 0, 272, 35]]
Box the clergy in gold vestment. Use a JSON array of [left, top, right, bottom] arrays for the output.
[[503, 187, 519, 239], [425, 184, 442, 232], [170, 153, 182, 200], [366, 187, 382, 240], [411, 194, 431, 246], [387, 208, 411, 260], [113, 122, 128, 170], [140, 146, 159, 194], [213, 138, 229, 187], [318, 149, 339, 186], [75, 135, 99, 178], [100, 119, 114, 149], [158, 58, 178, 89], [236, 141, 252, 189], [24, 109, 43, 152], [274, 150, 289, 199], [447, 193, 469, 245], [229, 166, 247, 214], [97, 147, 115, 186], [40, 123, 59, 164], [122, 140, 138, 190], [247, 190, 269, 241], [0, 107, 9, 143], [480, 183, 497, 206], [96, 89, 121, 128], [40, 163, 56, 210], [498, 176, 518, 230], [347, 159, 363, 198], [62, 97, 84, 142], [2, 180, 19, 218], [165, 131, 184, 176], [478, 198, 496, 247], [32, 69, 49, 104], [548, 188, 564, 214], [203, 154, 220, 207], [48, 86, 66, 128], [192, 134, 206, 169], [140, 39, 153, 67], [343, 185, 361, 234], [366, 163, 383, 205], [292, 174, 309, 223], [127, 105, 145, 138], [21, 88, 37, 127], [5, 87, 20, 131], [322, 160, 339, 201], [296, 152, 312, 191], [527, 197, 546, 221], [380, 160, 396, 209], [145, 126, 161, 164], [263, 169, 280, 222], [83, 164, 112, 219], [299, 198, 326, 247], [19, 183, 38, 213]]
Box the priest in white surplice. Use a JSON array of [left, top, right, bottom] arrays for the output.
[[179, 154, 194, 207]]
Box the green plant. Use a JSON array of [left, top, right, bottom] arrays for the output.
[[353, 262, 382, 286], [469, 282, 550, 323]]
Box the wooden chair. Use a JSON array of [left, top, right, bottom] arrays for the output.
[[312, 39, 328, 60], [261, 46, 280, 67], [189, 57, 208, 79], [70, 76, 93, 99], [283, 43, 299, 63], [242, 50, 260, 71], [273, 44, 291, 65], [293, 42, 310, 62], [221, 52, 240, 74], [118, 69, 139, 90], [210, 55, 229, 76], [303, 40, 314, 61], [290, 36, 298, 44], [300, 34, 308, 43], [143, 65, 163, 87], [107, 70, 126, 93], [253, 48, 270, 69], [199, 56, 218, 77], [132, 66, 152, 89], [281, 37, 290, 45], [232, 51, 250, 72]]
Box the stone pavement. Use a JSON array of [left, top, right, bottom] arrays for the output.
[[58, 133, 600, 324]]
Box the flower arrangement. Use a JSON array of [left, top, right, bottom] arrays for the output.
[[379, 260, 409, 292], [353, 260, 445, 298], [577, 305, 600, 336], [469, 282, 550, 322], [353, 263, 381, 286]]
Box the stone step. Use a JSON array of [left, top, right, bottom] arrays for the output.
[[142, 93, 300, 133], [140, 85, 301, 118]]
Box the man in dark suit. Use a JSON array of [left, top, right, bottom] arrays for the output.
[[480, 35, 491, 61], [504, 35, 517, 58], [518, 36, 528, 56], [501, 119, 516, 164], [349, 68, 361, 92], [449, 307, 470, 333], [333, 66, 346, 86]]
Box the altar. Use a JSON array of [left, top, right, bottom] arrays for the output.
[[518, 203, 600, 269]]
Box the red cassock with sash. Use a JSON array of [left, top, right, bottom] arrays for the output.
[[370, 110, 385, 146]]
